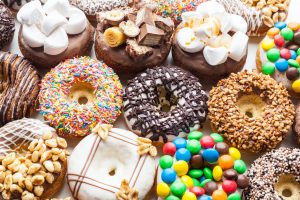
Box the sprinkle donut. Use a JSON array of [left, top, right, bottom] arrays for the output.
[[157, 133, 249, 200], [123, 66, 208, 143], [39, 57, 123, 138], [208, 71, 294, 152], [243, 147, 300, 200]]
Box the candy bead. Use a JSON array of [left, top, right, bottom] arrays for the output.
[[170, 180, 186, 197], [274, 34, 285, 47], [163, 142, 177, 156], [295, 31, 300, 45], [266, 48, 280, 62], [215, 142, 229, 154], [288, 44, 299, 51], [228, 193, 241, 200], [212, 166, 223, 181], [288, 59, 300, 68], [190, 186, 205, 196], [281, 27, 294, 41], [262, 62, 275, 75], [162, 168, 177, 184], [166, 195, 180, 200], [199, 195, 212, 200], [192, 178, 201, 187], [204, 181, 218, 195], [200, 179, 212, 188], [200, 136, 215, 148], [275, 58, 289, 72], [202, 148, 219, 163], [286, 67, 299, 80], [275, 22, 287, 30], [290, 50, 297, 60], [234, 160, 247, 174], [228, 147, 241, 160], [219, 155, 234, 170], [191, 154, 203, 168], [297, 55, 300, 64], [187, 140, 201, 154], [210, 133, 224, 143], [159, 155, 173, 169], [181, 175, 194, 188], [203, 167, 213, 179], [175, 148, 191, 162], [267, 27, 280, 37], [157, 182, 170, 197], [173, 138, 187, 149], [297, 49, 300, 56], [288, 22, 300, 31], [222, 180, 237, 194], [188, 131, 203, 140], [189, 169, 203, 178], [236, 174, 249, 189], [223, 169, 238, 180], [280, 48, 291, 59], [174, 160, 189, 176], [182, 191, 197, 200], [212, 190, 227, 200], [261, 38, 275, 51]]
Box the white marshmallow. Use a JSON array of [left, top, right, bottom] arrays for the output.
[[42, 10, 68, 36], [230, 14, 248, 34], [215, 13, 232, 34], [176, 27, 204, 53], [196, 1, 225, 17], [229, 31, 249, 61], [43, 0, 70, 17], [17, 0, 45, 25], [44, 27, 68, 55], [193, 23, 213, 41], [207, 34, 232, 49], [181, 11, 203, 23], [203, 46, 228, 66], [64, 8, 87, 35], [22, 24, 45, 48]]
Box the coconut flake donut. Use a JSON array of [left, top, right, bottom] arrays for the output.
[[0, 118, 69, 199], [243, 147, 300, 200], [38, 57, 123, 138], [0, 1, 15, 49], [123, 66, 208, 143], [208, 71, 294, 152], [67, 126, 156, 200]]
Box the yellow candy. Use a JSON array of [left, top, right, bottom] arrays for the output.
[[229, 147, 241, 160], [261, 38, 275, 51], [157, 182, 170, 198], [213, 166, 223, 181], [182, 191, 197, 200], [173, 160, 189, 176], [292, 80, 300, 93], [181, 175, 194, 188]]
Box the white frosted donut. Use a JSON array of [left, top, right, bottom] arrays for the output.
[[67, 128, 156, 200]]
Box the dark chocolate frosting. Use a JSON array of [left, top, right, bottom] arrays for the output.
[[0, 1, 15, 49]]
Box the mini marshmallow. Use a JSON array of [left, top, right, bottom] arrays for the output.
[[17, 1, 45, 25], [215, 13, 232, 34], [42, 10, 68, 36], [230, 14, 248, 34], [43, 0, 70, 17], [203, 46, 228, 66], [64, 8, 87, 35], [196, 1, 225, 17], [44, 27, 68, 55], [177, 27, 205, 53], [229, 31, 249, 61], [207, 34, 232, 49], [22, 24, 45, 48], [181, 11, 203, 23]]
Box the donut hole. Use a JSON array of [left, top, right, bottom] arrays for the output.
[[274, 174, 300, 199], [68, 82, 95, 105], [157, 86, 177, 112], [108, 168, 116, 176], [282, 189, 292, 197], [78, 96, 88, 105], [237, 94, 266, 119]]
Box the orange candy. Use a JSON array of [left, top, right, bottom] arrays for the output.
[[297, 56, 300, 65], [267, 27, 280, 38], [212, 190, 228, 200], [218, 155, 234, 170], [288, 22, 300, 31]]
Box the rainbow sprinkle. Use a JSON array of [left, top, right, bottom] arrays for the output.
[[38, 57, 123, 137]]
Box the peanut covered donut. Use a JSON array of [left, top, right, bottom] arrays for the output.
[[208, 71, 294, 152]]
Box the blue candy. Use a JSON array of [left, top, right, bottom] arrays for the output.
[[275, 58, 289, 72], [199, 176, 206, 183], [275, 22, 287, 30], [198, 195, 212, 200], [161, 168, 176, 184], [173, 138, 187, 149], [202, 148, 219, 163], [175, 148, 191, 162], [291, 50, 297, 60]]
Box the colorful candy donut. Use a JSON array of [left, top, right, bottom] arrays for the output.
[[157, 132, 249, 200], [39, 57, 123, 138]]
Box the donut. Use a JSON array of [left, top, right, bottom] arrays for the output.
[[123, 66, 208, 143], [38, 57, 123, 138], [0, 51, 40, 126], [172, 1, 249, 80], [2, 0, 46, 12], [67, 126, 156, 200], [243, 147, 300, 199], [157, 133, 249, 200], [17, 0, 95, 68], [215, 0, 290, 36], [0, 118, 69, 199], [0, 1, 15, 49], [256, 21, 300, 97], [95, 7, 174, 73], [208, 71, 294, 152]]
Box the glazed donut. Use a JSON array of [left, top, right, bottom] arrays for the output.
[[256, 21, 300, 97], [123, 66, 208, 143], [0, 1, 15, 49], [208, 71, 294, 152], [172, 1, 249, 80], [157, 133, 249, 200], [38, 57, 123, 138], [17, 0, 95, 68], [67, 127, 156, 200], [215, 0, 290, 36], [0, 51, 40, 126], [243, 147, 300, 200], [0, 118, 69, 199]]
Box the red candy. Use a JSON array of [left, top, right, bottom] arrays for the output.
[[274, 34, 285, 47], [190, 186, 205, 196], [222, 180, 237, 194], [200, 136, 215, 148], [163, 142, 176, 156], [280, 48, 291, 59]]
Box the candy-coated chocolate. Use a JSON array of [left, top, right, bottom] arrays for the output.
[[212, 166, 223, 181], [198, 195, 212, 200], [215, 142, 229, 154], [192, 178, 201, 187], [261, 38, 275, 51], [286, 67, 300, 80], [166, 195, 180, 200], [288, 59, 300, 68], [212, 190, 228, 200], [280, 27, 294, 41], [228, 193, 241, 200], [287, 44, 299, 51], [297, 55, 300, 64], [200, 136, 215, 149], [173, 138, 187, 149], [294, 31, 300, 45], [189, 169, 203, 178], [203, 167, 213, 179], [266, 48, 280, 62], [280, 48, 291, 59], [163, 142, 177, 156], [297, 49, 300, 56], [262, 62, 275, 75], [223, 169, 238, 180], [228, 147, 241, 160], [274, 34, 285, 47], [267, 27, 280, 37], [188, 131, 203, 140], [157, 182, 171, 197], [202, 148, 220, 163], [200, 179, 212, 188], [191, 154, 204, 168], [160, 155, 174, 169], [182, 191, 197, 200], [175, 148, 191, 162], [288, 22, 300, 31], [210, 133, 224, 143], [170, 180, 187, 197], [204, 181, 218, 195], [162, 168, 177, 184], [290, 50, 297, 60], [187, 140, 201, 154], [275, 22, 287, 30], [236, 174, 249, 189], [190, 186, 205, 196], [173, 160, 189, 176], [234, 160, 247, 174], [218, 155, 234, 170], [275, 58, 289, 72], [181, 175, 194, 188], [222, 180, 237, 194]]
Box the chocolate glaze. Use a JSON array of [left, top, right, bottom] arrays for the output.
[[18, 21, 95, 68], [0, 1, 15, 49]]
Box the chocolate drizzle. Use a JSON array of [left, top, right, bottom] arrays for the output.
[[123, 66, 208, 142], [0, 1, 15, 49]]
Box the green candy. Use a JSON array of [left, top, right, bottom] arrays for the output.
[[228, 193, 241, 200], [200, 179, 212, 187], [192, 178, 201, 187], [281, 27, 294, 41], [188, 131, 203, 140], [267, 48, 280, 62], [288, 59, 300, 68], [203, 167, 213, 179], [187, 140, 201, 154], [262, 62, 275, 75], [210, 133, 224, 143], [170, 180, 186, 197], [166, 195, 180, 200], [297, 48, 300, 56], [234, 160, 247, 174], [159, 155, 173, 169], [188, 169, 203, 178]]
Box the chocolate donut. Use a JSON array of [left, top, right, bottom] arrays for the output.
[[123, 66, 208, 143], [293, 103, 300, 145], [0, 1, 15, 49], [243, 147, 300, 200], [0, 51, 40, 126]]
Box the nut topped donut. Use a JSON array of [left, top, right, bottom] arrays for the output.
[[38, 57, 123, 138], [208, 71, 294, 152], [123, 66, 208, 143]]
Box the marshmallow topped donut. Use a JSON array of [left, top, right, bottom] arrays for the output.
[[67, 126, 156, 200], [172, 1, 249, 80], [17, 0, 95, 68]]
